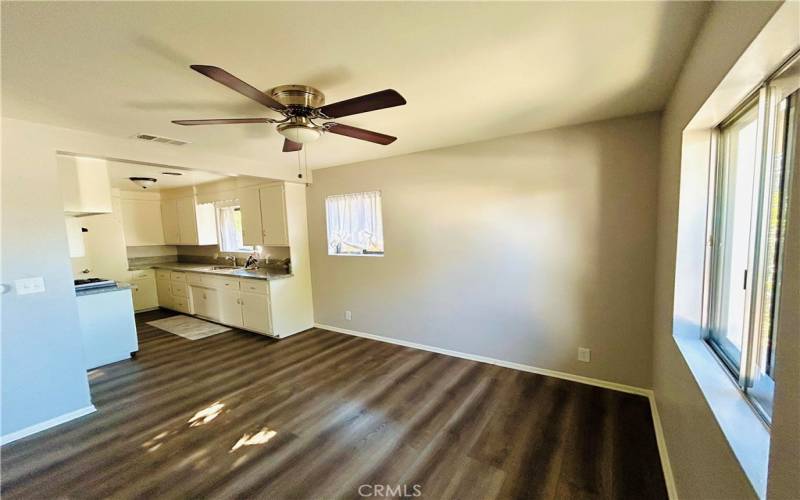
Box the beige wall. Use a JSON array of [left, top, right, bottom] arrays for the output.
[[308, 112, 660, 389], [650, 2, 792, 499]]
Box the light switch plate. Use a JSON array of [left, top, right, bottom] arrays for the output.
[[15, 277, 46, 295]]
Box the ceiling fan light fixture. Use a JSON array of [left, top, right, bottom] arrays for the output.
[[276, 122, 322, 144], [129, 176, 157, 189]]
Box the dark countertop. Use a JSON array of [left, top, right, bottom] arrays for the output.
[[75, 283, 134, 297], [145, 263, 293, 281]]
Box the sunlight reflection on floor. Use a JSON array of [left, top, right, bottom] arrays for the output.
[[229, 428, 277, 453], [188, 401, 225, 427]]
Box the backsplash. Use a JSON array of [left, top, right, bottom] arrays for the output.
[[128, 244, 291, 272], [128, 254, 291, 273]]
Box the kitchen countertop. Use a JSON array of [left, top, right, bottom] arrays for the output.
[[144, 263, 293, 281], [76, 283, 134, 297]]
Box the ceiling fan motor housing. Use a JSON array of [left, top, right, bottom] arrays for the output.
[[268, 85, 325, 109]]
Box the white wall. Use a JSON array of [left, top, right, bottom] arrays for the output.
[[2, 123, 94, 437], [650, 2, 793, 499], [307, 112, 660, 389]]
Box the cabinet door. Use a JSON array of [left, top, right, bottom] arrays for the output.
[[240, 291, 272, 334], [192, 286, 219, 320], [176, 197, 199, 245], [239, 186, 263, 246], [121, 198, 166, 246], [161, 199, 180, 244], [156, 279, 173, 309], [189, 285, 207, 316], [65, 217, 86, 257], [131, 277, 158, 311], [195, 202, 219, 246], [218, 290, 244, 328], [259, 184, 288, 246]]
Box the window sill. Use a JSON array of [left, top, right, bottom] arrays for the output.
[[672, 322, 770, 498], [328, 253, 384, 258]]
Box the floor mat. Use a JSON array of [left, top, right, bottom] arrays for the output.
[[147, 315, 231, 340]]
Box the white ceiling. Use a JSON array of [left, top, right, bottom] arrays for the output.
[[2, 2, 708, 170], [104, 159, 232, 191]]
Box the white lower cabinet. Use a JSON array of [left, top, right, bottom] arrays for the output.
[[219, 289, 244, 328], [156, 270, 276, 336], [130, 270, 158, 311], [240, 291, 271, 334], [190, 285, 218, 320], [156, 278, 173, 309]]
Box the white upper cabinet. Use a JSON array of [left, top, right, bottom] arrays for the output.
[[239, 186, 263, 246], [58, 156, 113, 216], [120, 191, 165, 246], [259, 184, 289, 246], [65, 217, 86, 257], [161, 199, 180, 244], [159, 195, 218, 246], [176, 196, 200, 245], [239, 183, 289, 246], [195, 201, 218, 246]]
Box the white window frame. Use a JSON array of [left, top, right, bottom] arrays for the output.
[[215, 202, 253, 253], [325, 190, 385, 257], [702, 54, 798, 426]]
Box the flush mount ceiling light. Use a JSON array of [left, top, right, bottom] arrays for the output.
[[276, 116, 322, 144], [129, 177, 157, 189], [171, 66, 406, 152]]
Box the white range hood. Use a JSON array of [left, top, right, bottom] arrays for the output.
[[59, 155, 113, 217]]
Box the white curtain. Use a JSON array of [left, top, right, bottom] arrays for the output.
[[326, 191, 384, 254], [216, 204, 244, 252]]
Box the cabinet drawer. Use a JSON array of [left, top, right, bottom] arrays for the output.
[[131, 269, 154, 280], [217, 277, 240, 290], [171, 271, 187, 282], [240, 279, 269, 295], [156, 270, 171, 281], [172, 296, 191, 313], [189, 272, 221, 286], [171, 282, 189, 298]]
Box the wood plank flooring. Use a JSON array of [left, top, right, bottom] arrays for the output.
[[1, 309, 667, 499]]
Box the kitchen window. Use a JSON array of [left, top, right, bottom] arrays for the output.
[[325, 191, 384, 256], [704, 54, 798, 424], [216, 204, 252, 253]]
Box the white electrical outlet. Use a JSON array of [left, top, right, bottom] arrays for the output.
[[578, 347, 591, 363], [345, 310, 352, 321], [14, 277, 46, 295]]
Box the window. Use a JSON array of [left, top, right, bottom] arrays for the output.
[[216, 204, 252, 253], [325, 191, 384, 256], [705, 55, 798, 423]]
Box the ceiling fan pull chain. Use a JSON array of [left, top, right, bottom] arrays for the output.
[[297, 149, 303, 179]]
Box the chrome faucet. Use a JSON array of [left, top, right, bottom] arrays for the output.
[[225, 255, 236, 267]]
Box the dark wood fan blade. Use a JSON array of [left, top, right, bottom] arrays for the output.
[[172, 118, 271, 125], [326, 123, 397, 145], [190, 65, 285, 111], [283, 139, 303, 152], [317, 89, 406, 118]]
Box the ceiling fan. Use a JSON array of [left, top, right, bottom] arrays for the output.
[[172, 65, 406, 152]]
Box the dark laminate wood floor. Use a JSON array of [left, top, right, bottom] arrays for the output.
[[1, 309, 667, 499]]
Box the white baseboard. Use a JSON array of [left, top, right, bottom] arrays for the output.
[[648, 394, 678, 499], [315, 322, 677, 499], [1, 405, 96, 446], [315, 323, 649, 395]]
